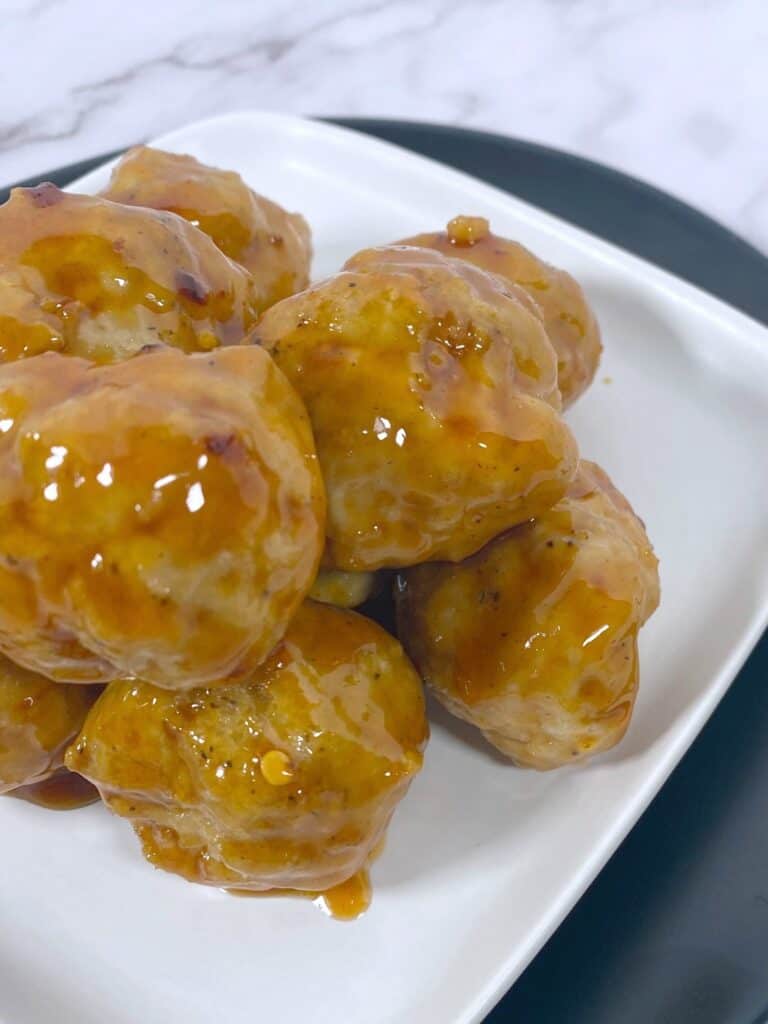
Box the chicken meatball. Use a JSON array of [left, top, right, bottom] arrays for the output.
[[0, 345, 325, 687], [309, 570, 379, 608], [396, 461, 659, 769], [398, 216, 602, 406], [0, 184, 260, 364], [66, 601, 427, 903], [103, 146, 311, 313], [254, 245, 578, 571], [0, 655, 99, 793]]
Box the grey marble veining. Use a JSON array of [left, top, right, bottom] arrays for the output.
[[0, 0, 765, 249]]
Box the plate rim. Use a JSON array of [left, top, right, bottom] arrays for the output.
[[6, 109, 768, 1024], [70, 110, 768, 352]]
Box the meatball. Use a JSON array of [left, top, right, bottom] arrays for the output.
[[254, 245, 578, 571], [396, 461, 659, 769], [309, 570, 379, 608], [103, 146, 311, 313], [0, 345, 325, 687], [0, 655, 99, 793], [398, 216, 602, 406], [0, 184, 260, 364], [66, 601, 427, 900]]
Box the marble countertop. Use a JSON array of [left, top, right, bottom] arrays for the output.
[[1, 0, 765, 251]]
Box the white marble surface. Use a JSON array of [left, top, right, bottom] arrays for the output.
[[0, 0, 766, 250]]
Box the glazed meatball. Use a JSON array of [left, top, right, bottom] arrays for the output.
[[309, 570, 379, 608], [0, 655, 99, 793], [254, 245, 578, 571], [0, 184, 260, 364], [103, 146, 311, 312], [396, 461, 659, 769], [66, 601, 427, 899], [0, 345, 325, 687], [398, 217, 602, 406]]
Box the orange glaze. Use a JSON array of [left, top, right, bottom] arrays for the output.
[[66, 601, 428, 894], [0, 654, 101, 793], [315, 869, 372, 920], [227, 868, 371, 921], [254, 244, 577, 571], [397, 461, 659, 769], [103, 146, 312, 313], [0, 184, 260, 364], [309, 569, 380, 608], [12, 768, 99, 809], [398, 216, 602, 406], [0, 345, 325, 686]]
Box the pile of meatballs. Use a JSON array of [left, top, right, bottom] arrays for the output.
[[0, 146, 659, 917]]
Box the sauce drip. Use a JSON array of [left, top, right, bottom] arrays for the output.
[[12, 769, 100, 810], [314, 870, 371, 920], [227, 869, 372, 921]]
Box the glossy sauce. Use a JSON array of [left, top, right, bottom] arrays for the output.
[[309, 569, 379, 608], [0, 184, 260, 365], [228, 869, 372, 921], [314, 870, 371, 920], [0, 663, 103, 790], [67, 601, 427, 898], [227, 810, 386, 920], [397, 215, 603, 407], [256, 245, 577, 570], [12, 769, 99, 810], [0, 346, 324, 687], [397, 461, 659, 769], [102, 146, 311, 312]]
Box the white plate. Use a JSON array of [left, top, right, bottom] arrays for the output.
[[2, 112, 767, 1024]]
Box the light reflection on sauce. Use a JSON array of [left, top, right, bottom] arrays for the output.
[[11, 769, 100, 810], [227, 868, 372, 921], [314, 870, 371, 920]]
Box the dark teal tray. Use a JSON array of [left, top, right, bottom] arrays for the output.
[[3, 118, 767, 1024]]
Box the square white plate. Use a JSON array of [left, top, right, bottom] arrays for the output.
[[1, 112, 767, 1024]]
